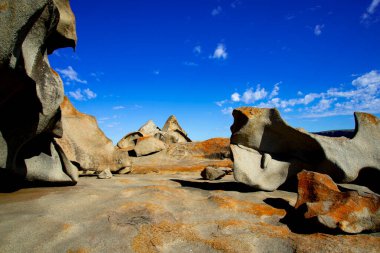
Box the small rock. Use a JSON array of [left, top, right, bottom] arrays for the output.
[[118, 167, 132, 174], [295, 170, 380, 234], [201, 167, 226, 180], [97, 169, 112, 179]]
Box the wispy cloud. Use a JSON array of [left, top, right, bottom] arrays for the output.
[[211, 6, 222, 16], [90, 72, 104, 82], [193, 45, 202, 54], [68, 88, 97, 101], [113, 106, 125, 110], [362, 0, 380, 22], [221, 107, 234, 115], [219, 70, 380, 118], [230, 0, 242, 8], [314, 24, 324, 36], [210, 43, 228, 60], [183, 61, 198, 67], [153, 70, 160, 75], [56, 66, 87, 84]]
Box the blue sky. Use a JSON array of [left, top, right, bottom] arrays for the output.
[[49, 0, 380, 143]]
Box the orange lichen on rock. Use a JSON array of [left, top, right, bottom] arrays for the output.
[[210, 195, 286, 217], [66, 248, 90, 253], [359, 112, 379, 125], [189, 138, 230, 157], [132, 221, 250, 253], [296, 170, 380, 233]]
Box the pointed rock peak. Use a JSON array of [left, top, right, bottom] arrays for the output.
[[162, 115, 187, 136], [138, 120, 161, 136]]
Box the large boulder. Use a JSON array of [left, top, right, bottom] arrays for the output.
[[134, 136, 167, 157], [231, 107, 380, 191], [295, 170, 380, 233], [0, 0, 78, 185], [55, 97, 131, 172]]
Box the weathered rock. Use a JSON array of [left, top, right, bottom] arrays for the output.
[[97, 169, 112, 179], [55, 96, 131, 172], [201, 167, 226, 180], [131, 138, 232, 174], [138, 120, 161, 136], [1, 173, 379, 252], [0, 0, 78, 185], [296, 170, 380, 233], [161, 115, 191, 144], [117, 115, 191, 153], [134, 136, 167, 157], [117, 131, 143, 150], [230, 107, 380, 191]]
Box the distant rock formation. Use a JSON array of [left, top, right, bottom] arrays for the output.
[[55, 97, 131, 173], [130, 138, 232, 174], [0, 0, 78, 184], [117, 115, 191, 155], [230, 107, 380, 191]]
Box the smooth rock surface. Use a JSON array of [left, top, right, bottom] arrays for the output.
[[134, 136, 167, 157], [296, 171, 380, 233], [230, 107, 380, 192], [0, 0, 78, 184], [201, 167, 227, 180], [0, 173, 379, 253], [55, 97, 131, 172]]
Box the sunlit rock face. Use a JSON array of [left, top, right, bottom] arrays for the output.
[[55, 96, 131, 173], [0, 0, 78, 184], [230, 107, 380, 192]]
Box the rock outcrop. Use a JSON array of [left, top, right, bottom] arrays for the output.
[[230, 107, 380, 191], [295, 171, 380, 233], [0, 0, 78, 185], [117, 115, 191, 152], [55, 96, 131, 172], [130, 138, 232, 174]]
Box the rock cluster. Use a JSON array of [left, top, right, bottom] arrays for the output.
[[0, 0, 78, 185], [117, 115, 191, 154], [230, 107, 380, 192]]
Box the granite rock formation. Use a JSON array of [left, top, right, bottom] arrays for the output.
[[130, 138, 232, 174], [0, 0, 78, 184], [117, 115, 191, 152], [1, 172, 379, 252], [55, 96, 131, 172], [230, 107, 380, 191], [296, 171, 380, 233]]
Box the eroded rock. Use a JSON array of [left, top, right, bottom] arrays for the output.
[[134, 136, 167, 157], [97, 169, 112, 179], [230, 107, 380, 191], [201, 167, 226, 180], [295, 170, 380, 233], [55, 97, 131, 173], [0, 0, 78, 185]]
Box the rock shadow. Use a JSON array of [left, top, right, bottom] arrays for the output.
[[171, 179, 258, 193], [264, 198, 345, 235]]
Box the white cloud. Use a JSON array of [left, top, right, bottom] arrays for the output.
[[241, 85, 268, 104], [221, 70, 380, 118], [269, 82, 281, 98], [56, 66, 87, 84], [362, 0, 380, 21], [210, 44, 228, 60], [216, 100, 228, 107], [153, 70, 160, 75], [68, 88, 97, 101], [113, 106, 125, 110], [314, 24, 324, 36], [231, 92, 241, 102], [211, 6, 222, 16], [221, 107, 234, 115], [193, 46, 202, 54]]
